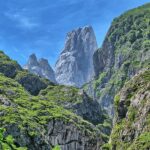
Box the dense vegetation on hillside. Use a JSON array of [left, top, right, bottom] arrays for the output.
[[102, 69, 150, 150], [83, 3, 150, 149], [84, 3, 150, 117], [0, 128, 27, 150], [0, 51, 108, 149]]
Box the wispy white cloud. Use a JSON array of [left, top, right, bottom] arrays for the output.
[[5, 12, 39, 29]]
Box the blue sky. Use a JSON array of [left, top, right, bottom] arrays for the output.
[[0, 0, 149, 67]]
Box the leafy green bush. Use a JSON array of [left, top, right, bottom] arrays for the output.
[[0, 128, 27, 150], [93, 71, 107, 89], [128, 133, 150, 150], [52, 145, 61, 150], [101, 143, 112, 150], [114, 95, 120, 107]]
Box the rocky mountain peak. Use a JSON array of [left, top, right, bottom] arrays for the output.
[[39, 58, 49, 68], [55, 25, 98, 87], [28, 53, 38, 66], [24, 54, 56, 83]]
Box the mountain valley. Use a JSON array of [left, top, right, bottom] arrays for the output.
[[0, 3, 150, 150]]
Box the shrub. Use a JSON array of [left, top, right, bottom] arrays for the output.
[[0, 128, 27, 150], [52, 145, 61, 150]]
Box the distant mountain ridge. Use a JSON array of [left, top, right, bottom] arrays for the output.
[[24, 53, 56, 83]]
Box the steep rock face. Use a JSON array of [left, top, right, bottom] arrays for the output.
[[85, 3, 150, 116], [73, 91, 107, 125], [55, 26, 98, 87], [5, 120, 101, 150], [40, 87, 107, 125], [108, 69, 150, 150], [24, 54, 56, 83]]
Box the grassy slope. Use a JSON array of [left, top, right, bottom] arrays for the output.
[[0, 50, 53, 96], [0, 51, 103, 149], [0, 72, 100, 148]]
